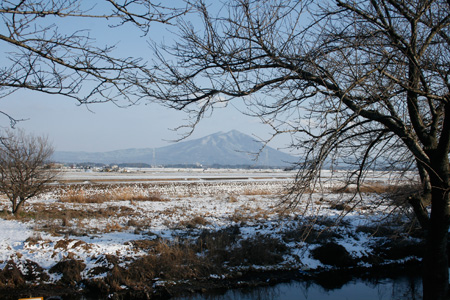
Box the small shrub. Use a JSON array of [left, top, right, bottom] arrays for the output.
[[373, 239, 425, 260], [228, 235, 288, 266], [388, 184, 422, 207], [356, 224, 400, 238], [101, 239, 217, 292], [196, 226, 241, 262], [0, 260, 26, 288], [61, 213, 71, 227], [282, 222, 341, 244], [311, 242, 355, 267], [228, 195, 238, 202], [330, 183, 415, 195], [105, 222, 124, 232], [49, 259, 86, 286], [178, 215, 209, 228], [23, 259, 50, 282], [54, 238, 74, 250], [0, 208, 10, 218], [25, 233, 43, 245], [129, 239, 159, 251], [329, 202, 353, 212], [229, 208, 250, 224]]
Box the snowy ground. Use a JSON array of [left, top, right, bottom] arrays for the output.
[[0, 168, 421, 297]]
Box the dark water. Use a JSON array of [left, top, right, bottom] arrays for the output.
[[178, 276, 422, 300]]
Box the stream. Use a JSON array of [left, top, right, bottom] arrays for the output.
[[177, 275, 422, 300]]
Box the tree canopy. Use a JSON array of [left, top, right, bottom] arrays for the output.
[[144, 1, 450, 299], [0, 129, 56, 214]]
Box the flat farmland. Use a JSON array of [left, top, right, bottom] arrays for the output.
[[57, 168, 297, 183]]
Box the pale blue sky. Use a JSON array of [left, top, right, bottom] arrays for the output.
[[2, 89, 283, 152], [0, 1, 291, 153]]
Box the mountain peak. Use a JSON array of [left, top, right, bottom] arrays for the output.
[[225, 129, 241, 135], [209, 130, 242, 137]]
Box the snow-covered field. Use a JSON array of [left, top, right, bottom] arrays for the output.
[[0, 168, 421, 298], [57, 167, 297, 183]]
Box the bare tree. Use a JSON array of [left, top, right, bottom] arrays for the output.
[[0, 129, 57, 214], [0, 0, 189, 125], [145, 1, 450, 299]]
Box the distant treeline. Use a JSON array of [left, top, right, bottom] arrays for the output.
[[59, 162, 294, 170]]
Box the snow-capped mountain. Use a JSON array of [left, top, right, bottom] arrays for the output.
[[53, 130, 297, 167]]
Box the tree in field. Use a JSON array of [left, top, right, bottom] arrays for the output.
[[144, 1, 450, 299], [0, 0, 189, 125], [0, 129, 57, 214]]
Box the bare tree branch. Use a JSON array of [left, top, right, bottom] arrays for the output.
[[0, 0, 191, 121], [144, 1, 450, 298]]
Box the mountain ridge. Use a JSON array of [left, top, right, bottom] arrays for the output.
[[53, 130, 297, 167]]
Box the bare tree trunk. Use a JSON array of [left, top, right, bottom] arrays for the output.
[[423, 225, 449, 299], [423, 176, 450, 300], [11, 196, 23, 214], [11, 197, 17, 214], [423, 221, 449, 299]]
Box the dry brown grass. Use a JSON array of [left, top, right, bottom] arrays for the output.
[[228, 194, 239, 202], [57, 185, 168, 203], [25, 233, 44, 245], [58, 188, 104, 203], [197, 229, 288, 267], [105, 221, 125, 233], [25, 201, 142, 236], [329, 202, 353, 212], [330, 183, 407, 194], [88, 230, 294, 294], [229, 208, 247, 223], [178, 215, 209, 228], [242, 188, 275, 195], [95, 239, 218, 293]]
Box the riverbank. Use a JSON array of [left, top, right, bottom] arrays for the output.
[[0, 258, 423, 299]]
